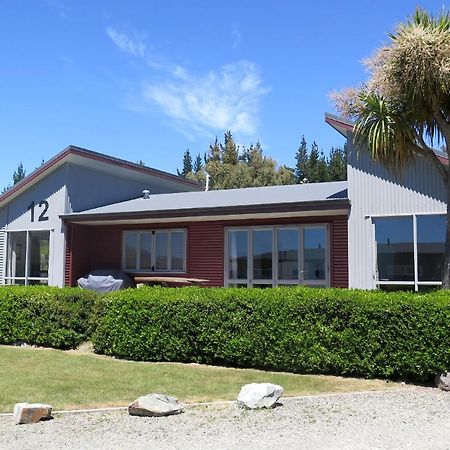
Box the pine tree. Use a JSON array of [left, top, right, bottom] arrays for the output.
[[328, 144, 347, 181], [294, 135, 309, 183], [177, 149, 193, 177], [221, 131, 239, 165], [13, 163, 26, 185], [317, 151, 330, 182], [207, 138, 221, 162], [193, 153, 203, 174], [307, 142, 320, 183]]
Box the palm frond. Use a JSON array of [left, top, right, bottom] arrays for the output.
[[354, 93, 416, 172]]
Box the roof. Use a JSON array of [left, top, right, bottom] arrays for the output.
[[325, 112, 449, 164], [61, 181, 349, 223], [325, 113, 354, 137], [0, 145, 202, 208]]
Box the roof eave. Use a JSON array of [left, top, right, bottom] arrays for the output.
[[60, 198, 350, 223]]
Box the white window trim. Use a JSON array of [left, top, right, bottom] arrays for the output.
[[122, 229, 187, 274], [224, 224, 330, 288], [5, 229, 52, 286], [372, 213, 445, 291]]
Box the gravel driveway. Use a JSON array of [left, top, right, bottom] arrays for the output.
[[1, 387, 449, 449]]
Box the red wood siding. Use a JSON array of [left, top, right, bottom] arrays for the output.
[[67, 224, 92, 285], [187, 222, 224, 286], [65, 215, 349, 288], [330, 216, 349, 288]]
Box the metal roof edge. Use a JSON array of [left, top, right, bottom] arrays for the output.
[[0, 145, 203, 208], [60, 198, 350, 223]]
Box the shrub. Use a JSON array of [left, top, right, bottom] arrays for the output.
[[93, 286, 450, 382], [0, 286, 97, 349]]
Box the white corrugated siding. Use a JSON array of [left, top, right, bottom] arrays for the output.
[[0, 207, 6, 284], [347, 140, 447, 289]]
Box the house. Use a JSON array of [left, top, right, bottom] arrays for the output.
[[0, 146, 201, 287], [0, 115, 447, 291]]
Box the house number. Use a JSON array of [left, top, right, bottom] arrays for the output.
[[27, 200, 49, 222]]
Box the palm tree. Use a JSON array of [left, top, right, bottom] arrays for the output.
[[334, 8, 450, 288]]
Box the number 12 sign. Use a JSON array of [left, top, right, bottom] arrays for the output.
[[27, 200, 49, 222]]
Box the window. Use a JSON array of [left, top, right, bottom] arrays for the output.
[[122, 229, 186, 272], [225, 225, 329, 287], [375, 217, 414, 282], [374, 214, 445, 291], [5, 230, 50, 285], [303, 227, 327, 282]]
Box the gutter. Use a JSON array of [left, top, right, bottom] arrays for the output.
[[60, 198, 350, 224]]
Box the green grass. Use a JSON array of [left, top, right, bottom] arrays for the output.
[[0, 345, 396, 412]]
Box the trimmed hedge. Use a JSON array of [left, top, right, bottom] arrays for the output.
[[0, 286, 97, 349], [93, 287, 450, 382]]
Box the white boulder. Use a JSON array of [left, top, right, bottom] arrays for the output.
[[128, 393, 184, 417], [436, 372, 450, 391], [237, 383, 283, 409], [13, 403, 53, 424]]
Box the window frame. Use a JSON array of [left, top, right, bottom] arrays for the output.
[[122, 229, 187, 274], [225, 224, 329, 288], [4, 228, 52, 286], [372, 212, 445, 291]]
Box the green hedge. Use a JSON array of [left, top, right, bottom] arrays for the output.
[[0, 286, 97, 349], [93, 287, 450, 382]]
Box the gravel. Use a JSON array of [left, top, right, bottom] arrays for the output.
[[0, 387, 449, 449]]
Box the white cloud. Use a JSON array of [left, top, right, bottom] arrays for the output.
[[107, 27, 147, 59], [143, 61, 268, 137], [107, 28, 268, 139]]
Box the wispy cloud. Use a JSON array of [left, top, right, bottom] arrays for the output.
[[231, 25, 242, 48], [106, 27, 147, 59], [144, 62, 267, 137], [107, 28, 268, 139]]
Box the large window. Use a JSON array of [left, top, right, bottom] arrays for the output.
[[123, 229, 186, 273], [374, 214, 445, 291], [226, 225, 328, 287], [5, 230, 50, 285]]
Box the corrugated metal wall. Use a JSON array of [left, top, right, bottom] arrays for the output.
[[0, 207, 6, 284], [347, 140, 447, 289]]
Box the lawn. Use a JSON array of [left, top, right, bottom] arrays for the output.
[[0, 345, 395, 412]]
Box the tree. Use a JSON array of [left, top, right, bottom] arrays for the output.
[[328, 144, 347, 181], [333, 8, 450, 287], [184, 134, 294, 189], [13, 163, 26, 185], [307, 141, 320, 183], [177, 149, 193, 177], [294, 136, 309, 183], [193, 153, 203, 174], [221, 131, 239, 165]]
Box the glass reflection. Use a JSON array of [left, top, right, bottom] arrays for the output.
[[253, 229, 273, 280], [277, 229, 298, 280], [304, 228, 326, 280], [228, 230, 248, 279], [171, 231, 185, 271], [375, 217, 414, 281], [417, 215, 445, 281]]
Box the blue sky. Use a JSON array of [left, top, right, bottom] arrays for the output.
[[0, 0, 448, 187]]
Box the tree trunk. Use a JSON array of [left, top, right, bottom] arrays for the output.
[[442, 175, 450, 289]]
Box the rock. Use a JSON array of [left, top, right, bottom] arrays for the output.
[[436, 372, 450, 391], [13, 403, 53, 424], [128, 393, 183, 417], [237, 383, 283, 409]]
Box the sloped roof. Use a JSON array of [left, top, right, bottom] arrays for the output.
[[61, 181, 349, 223], [0, 145, 202, 208]]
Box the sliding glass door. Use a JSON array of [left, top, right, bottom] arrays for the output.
[[226, 225, 329, 287], [5, 230, 50, 285]]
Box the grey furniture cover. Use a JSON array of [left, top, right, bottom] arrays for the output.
[[77, 270, 134, 292]]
